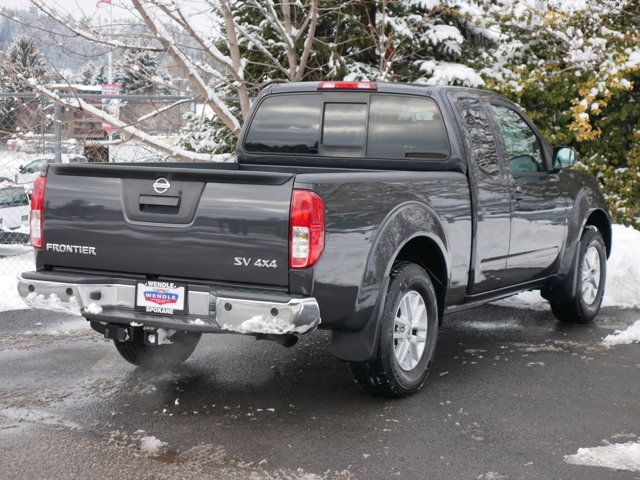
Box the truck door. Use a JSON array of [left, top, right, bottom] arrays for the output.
[[450, 94, 512, 293], [488, 102, 567, 284]]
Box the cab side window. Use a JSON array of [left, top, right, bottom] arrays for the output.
[[490, 105, 544, 173], [455, 96, 500, 176]]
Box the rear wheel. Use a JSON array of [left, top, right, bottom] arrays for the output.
[[114, 328, 201, 370], [349, 262, 439, 398], [550, 229, 606, 324]]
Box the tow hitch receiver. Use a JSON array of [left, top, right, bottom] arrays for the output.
[[103, 325, 132, 342], [103, 324, 166, 346]]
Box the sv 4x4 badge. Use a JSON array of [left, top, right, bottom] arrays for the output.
[[234, 257, 278, 268]]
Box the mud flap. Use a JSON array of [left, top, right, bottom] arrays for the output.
[[330, 276, 390, 362]]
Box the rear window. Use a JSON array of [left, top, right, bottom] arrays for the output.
[[244, 94, 321, 154], [244, 93, 449, 160], [322, 103, 367, 148]]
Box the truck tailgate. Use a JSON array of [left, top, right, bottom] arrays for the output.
[[42, 164, 293, 287]]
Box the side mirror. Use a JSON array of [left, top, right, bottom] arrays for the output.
[[553, 147, 578, 170], [18, 165, 25, 173]]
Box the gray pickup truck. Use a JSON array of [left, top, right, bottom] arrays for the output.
[[18, 82, 611, 397]]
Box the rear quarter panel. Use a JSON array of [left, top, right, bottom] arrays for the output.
[[293, 171, 472, 331]]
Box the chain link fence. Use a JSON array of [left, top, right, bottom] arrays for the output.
[[0, 91, 193, 279]]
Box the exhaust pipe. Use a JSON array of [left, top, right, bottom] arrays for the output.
[[256, 333, 299, 348]]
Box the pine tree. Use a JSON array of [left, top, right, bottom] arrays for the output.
[[1, 36, 48, 138], [119, 49, 159, 94], [8, 35, 47, 85], [179, 1, 499, 154]]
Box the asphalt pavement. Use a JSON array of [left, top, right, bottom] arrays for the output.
[[0, 304, 638, 480]]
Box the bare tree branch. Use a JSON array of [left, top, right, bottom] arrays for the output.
[[131, 0, 241, 135], [31, 0, 164, 52]]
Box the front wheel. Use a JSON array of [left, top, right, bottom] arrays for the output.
[[550, 229, 607, 324], [349, 262, 439, 398], [114, 328, 201, 370]]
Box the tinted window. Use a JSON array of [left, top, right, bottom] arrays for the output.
[[455, 97, 500, 176], [367, 95, 449, 159], [322, 103, 367, 148], [245, 94, 321, 153], [490, 105, 544, 173]]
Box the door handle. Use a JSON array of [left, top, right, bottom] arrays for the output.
[[139, 194, 181, 208]]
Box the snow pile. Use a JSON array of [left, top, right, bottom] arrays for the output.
[[138, 435, 168, 455], [602, 320, 640, 347], [564, 442, 640, 472], [109, 429, 168, 456], [0, 249, 34, 312], [24, 292, 81, 315], [0, 273, 27, 312], [83, 302, 103, 315], [494, 224, 640, 310], [603, 224, 640, 308], [223, 315, 297, 335]]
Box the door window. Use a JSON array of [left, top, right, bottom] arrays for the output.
[[455, 97, 500, 176], [490, 105, 544, 173]]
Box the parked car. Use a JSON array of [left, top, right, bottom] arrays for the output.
[[0, 178, 29, 232], [17, 82, 611, 397], [14, 155, 87, 192]]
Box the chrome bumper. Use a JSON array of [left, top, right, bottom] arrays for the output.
[[17, 273, 320, 336]]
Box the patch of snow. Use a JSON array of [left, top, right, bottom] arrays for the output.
[[24, 292, 81, 315], [603, 224, 640, 308], [139, 435, 168, 455], [223, 315, 296, 335], [0, 273, 28, 312], [83, 302, 103, 315], [492, 290, 549, 310], [602, 320, 640, 347], [564, 442, 640, 472], [417, 60, 485, 87], [0, 251, 34, 312], [156, 328, 175, 345], [0, 406, 80, 430]]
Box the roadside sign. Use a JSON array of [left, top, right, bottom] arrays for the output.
[[101, 84, 120, 136]]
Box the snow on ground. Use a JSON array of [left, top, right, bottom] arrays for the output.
[[602, 320, 640, 347], [138, 434, 168, 455], [0, 250, 33, 312], [564, 442, 640, 472], [494, 224, 640, 310]]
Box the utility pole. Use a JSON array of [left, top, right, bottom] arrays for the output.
[[53, 103, 62, 163]]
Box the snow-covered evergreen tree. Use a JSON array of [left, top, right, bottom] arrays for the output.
[[119, 50, 160, 94], [7, 35, 47, 87], [0, 36, 48, 138]]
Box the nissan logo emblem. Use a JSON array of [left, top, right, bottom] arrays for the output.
[[153, 178, 170, 194]]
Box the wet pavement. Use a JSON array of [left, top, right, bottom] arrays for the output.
[[0, 304, 638, 480]]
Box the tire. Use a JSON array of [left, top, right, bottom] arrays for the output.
[[349, 262, 439, 398], [114, 328, 201, 370], [550, 229, 606, 324]]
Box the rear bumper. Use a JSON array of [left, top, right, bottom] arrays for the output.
[[17, 271, 320, 336]]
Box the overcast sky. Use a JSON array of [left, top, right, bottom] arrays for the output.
[[6, 0, 213, 31]]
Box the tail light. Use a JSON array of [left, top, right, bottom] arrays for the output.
[[30, 175, 46, 249], [290, 189, 325, 269], [317, 81, 377, 90]]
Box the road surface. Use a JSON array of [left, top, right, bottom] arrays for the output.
[[0, 304, 638, 479]]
